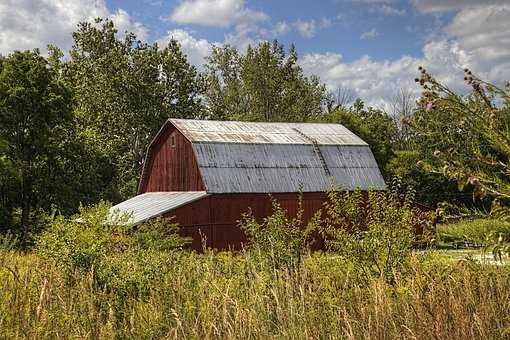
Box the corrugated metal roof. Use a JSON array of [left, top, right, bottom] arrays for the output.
[[108, 191, 209, 225], [170, 119, 367, 145], [192, 143, 385, 193]]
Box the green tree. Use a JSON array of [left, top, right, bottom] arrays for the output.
[[66, 18, 204, 199], [204, 41, 328, 122], [0, 50, 72, 233]]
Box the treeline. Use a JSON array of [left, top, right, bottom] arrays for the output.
[[1, 18, 509, 241]]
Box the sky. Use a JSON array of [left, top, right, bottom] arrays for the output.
[[0, 0, 509, 108]]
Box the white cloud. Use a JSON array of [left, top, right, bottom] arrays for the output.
[[294, 19, 317, 38], [376, 4, 406, 16], [360, 28, 379, 40], [301, 3, 510, 108], [224, 22, 259, 51], [110, 9, 148, 39], [411, 0, 509, 13], [157, 29, 216, 66], [300, 39, 473, 108], [273, 21, 291, 35], [293, 18, 332, 38], [445, 4, 510, 82], [0, 0, 146, 55], [169, 0, 268, 27]]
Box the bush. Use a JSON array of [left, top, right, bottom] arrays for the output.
[[240, 197, 319, 273], [318, 188, 434, 282], [36, 201, 189, 295]]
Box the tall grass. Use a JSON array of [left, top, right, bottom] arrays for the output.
[[1, 249, 510, 339], [1, 195, 508, 339]]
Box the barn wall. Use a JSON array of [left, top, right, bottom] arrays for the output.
[[166, 192, 327, 251], [141, 127, 204, 193], [164, 192, 433, 251]]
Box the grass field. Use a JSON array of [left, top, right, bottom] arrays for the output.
[[1, 210, 510, 339], [1, 247, 510, 338]]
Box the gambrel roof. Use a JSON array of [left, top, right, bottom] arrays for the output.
[[140, 119, 386, 194]]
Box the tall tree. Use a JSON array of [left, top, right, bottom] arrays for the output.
[[66, 19, 204, 199], [0, 50, 72, 232], [204, 41, 328, 122]]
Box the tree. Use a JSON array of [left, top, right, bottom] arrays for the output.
[[0, 50, 72, 233], [66, 18, 204, 199], [203, 41, 328, 122], [408, 66, 510, 204], [390, 88, 416, 150]]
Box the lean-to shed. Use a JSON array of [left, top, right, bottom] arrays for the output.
[[111, 118, 386, 250]]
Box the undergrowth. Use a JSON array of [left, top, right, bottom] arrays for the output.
[[1, 190, 509, 339]]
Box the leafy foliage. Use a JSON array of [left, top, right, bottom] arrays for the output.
[[318, 189, 434, 281], [0, 50, 72, 235], [204, 41, 328, 122], [66, 18, 204, 199], [409, 67, 510, 202], [36, 202, 188, 294], [240, 195, 319, 272]]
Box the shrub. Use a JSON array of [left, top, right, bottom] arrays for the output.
[[240, 196, 319, 273], [318, 188, 434, 282], [36, 201, 189, 295]]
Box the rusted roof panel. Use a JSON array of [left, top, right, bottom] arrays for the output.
[[108, 191, 209, 225], [192, 143, 385, 193], [170, 119, 367, 145]]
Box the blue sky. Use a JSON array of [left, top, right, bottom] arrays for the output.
[[108, 0, 441, 61], [0, 0, 508, 107]]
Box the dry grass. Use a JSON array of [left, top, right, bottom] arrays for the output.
[[1, 249, 510, 339]]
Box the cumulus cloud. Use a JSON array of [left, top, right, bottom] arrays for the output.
[[0, 0, 147, 56], [169, 0, 268, 27], [157, 29, 216, 66], [300, 39, 473, 108], [446, 5, 510, 83], [360, 28, 379, 40], [301, 2, 510, 107]]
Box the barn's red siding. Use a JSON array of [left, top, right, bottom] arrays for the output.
[[141, 127, 204, 193], [164, 192, 432, 251], [165, 192, 326, 251]]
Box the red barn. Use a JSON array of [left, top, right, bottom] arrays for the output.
[[110, 119, 386, 250]]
